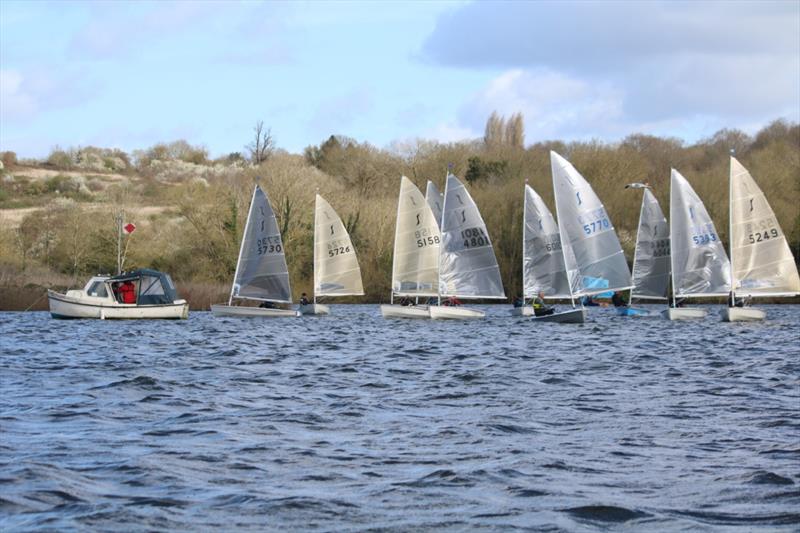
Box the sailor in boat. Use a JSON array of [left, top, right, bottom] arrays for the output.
[[441, 296, 462, 306], [399, 296, 414, 307], [611, 291, 628, 308], [727, 291, 745, 308], [118, 280, 137, 304], [299, 293, 310, 306], [512, 295, 525, 308], [581, 295, 600, 307], [532, 291, 555, 317], [259, 301, 278, 309]]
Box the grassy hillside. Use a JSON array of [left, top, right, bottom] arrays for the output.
[[1, 120, 798, 309]]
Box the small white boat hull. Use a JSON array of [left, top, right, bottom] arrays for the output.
[[661, 307, 707, 320], [510, 306, 586, 323], [299, 303, 330, 316], [720, 307, 766, 322], [380, 304, 430, 319], [210, 304, 299, 318], [429, 306, 484, 320], [48, 290, 189, 320], [510, 306, 534, 316]]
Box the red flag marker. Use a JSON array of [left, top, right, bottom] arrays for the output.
[[123, 223, 136, 234]]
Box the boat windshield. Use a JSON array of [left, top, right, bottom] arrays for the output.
[[87, 281, 108, 297]]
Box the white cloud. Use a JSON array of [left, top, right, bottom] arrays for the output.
[[0, 69, 37, 121], [454, 69, 624, 141], [421, 1, 800, 131], [0, 68, 94, 125]]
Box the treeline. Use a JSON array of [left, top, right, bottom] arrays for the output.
[[0, 117, 798, 305]]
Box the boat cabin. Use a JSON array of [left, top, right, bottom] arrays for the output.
[[72, 269, 181, 306]]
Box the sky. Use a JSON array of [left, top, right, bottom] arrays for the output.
[[1, 0, 798, 159]]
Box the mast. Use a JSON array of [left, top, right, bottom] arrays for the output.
[[437, 165, 452, 306], [551, 163, 576, 309], [728, 154, 735, 306], [668, 171, 677, 308], [228, 184, 258, 306], [116, 212, 123, 275], [629, 187, 647, 303], [389, 180, 402, 306], [522, 180, 528, 304], [313, 191, 319, 305]]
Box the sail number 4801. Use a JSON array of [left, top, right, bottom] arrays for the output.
[[461, 227, 490, 248]]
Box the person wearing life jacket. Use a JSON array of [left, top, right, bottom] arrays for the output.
[[611, 291, 627, 308], [119, 280, 137, 304], [532, 291, 554, 316]]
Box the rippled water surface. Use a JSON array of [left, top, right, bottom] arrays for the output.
[[1, 305, 799, 531]]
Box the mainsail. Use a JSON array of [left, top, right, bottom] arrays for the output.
[[231, 185, 292, 303], [729, 157, 800, 297], [522, 184, 577, 299], [669, 169, 730, 298], [551, 151, 632, 296], [313, 194, 364, 297], [425, 180, 444, 228], [390, 176, 441, 297], [631, 188, 670, 300], [439, 174, 505, 299]]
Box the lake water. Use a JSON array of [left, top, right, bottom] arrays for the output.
[[1, 305, 799, 531]]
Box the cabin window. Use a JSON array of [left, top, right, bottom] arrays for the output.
[[87, 282, 108, 297], [139, 276, 166, 297]]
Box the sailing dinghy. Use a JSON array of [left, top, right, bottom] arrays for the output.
[[380, 176, 441, 319], [211, 184, 298, 317], [511, 184, 585, 323], [721, 157, 799, 321], [663, 169, 730, 320], [429, 174, 506, 319], [550, 151, 631, 320], [300, 194, 364, 315], [620, 184, 671, 316]]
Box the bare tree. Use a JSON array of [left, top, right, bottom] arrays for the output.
[[484, 111, 505, 147], [506, 112, 525, 148], [247, 121, 275, 165]]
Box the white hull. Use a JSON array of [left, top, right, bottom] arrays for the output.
[[380, 304, 430, 319], [510, 306, 534, 316], [510, 306, 586, 323], [720, 307, 766, 322], [299, 303, 330, 316], [661, 307, 707, 320], [429, 306, 485, 320], [210, 304, 299, 318], [48, 290, 188, 320]]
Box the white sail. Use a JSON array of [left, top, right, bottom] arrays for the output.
[[522, 184, 576, 299], [729, 157, 800, 297], [669, 169, 730, 298], [313, 194, 364, 297], [425, 180, 444, 228], [439, 174, 505, 299], [551, 151, 632, 296], [631, 188, 671, 300], [232, 185, 292, 303], [391, 176, 441, 297]]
